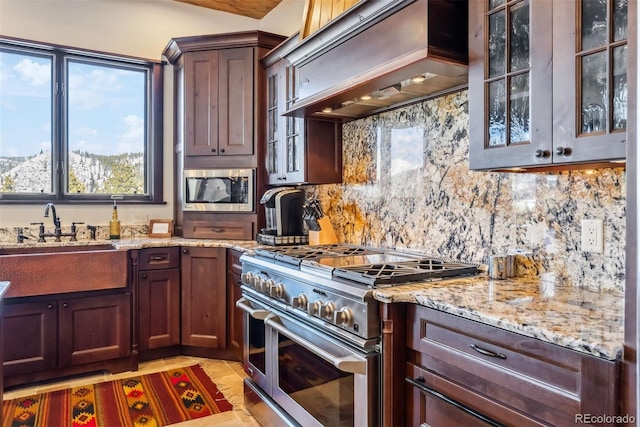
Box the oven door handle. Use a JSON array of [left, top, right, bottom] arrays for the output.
[[236, 297, 270, 320], [264, 314, 366, 375]]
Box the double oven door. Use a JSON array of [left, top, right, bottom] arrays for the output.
[[237, 293, 380, 427]]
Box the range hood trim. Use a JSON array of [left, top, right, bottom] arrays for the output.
[[281, 0, 469, 122]]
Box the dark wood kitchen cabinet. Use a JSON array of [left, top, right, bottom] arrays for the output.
[[226, 249, 243, 361], [263, 39, 342, 186], [136, 247, 181, 354], [383, 304, 620, 427], [3, 292, 131, 387], [181, 246, 227, 350], [3, 299, 57, 377], [181, 48, 254, 158], [469, 0, 629, 170], [164, 32, 286, 238]]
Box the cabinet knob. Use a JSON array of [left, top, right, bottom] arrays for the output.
[[211, 148, 216, 153], [47, 304, 54, 310], [183, 249, 189, 254], [63, 303, 69, 308], [555, 146, 572, 156], [141, 273, 147, 278], [220, 148, 225, 153], [534, 149, 550, 158]]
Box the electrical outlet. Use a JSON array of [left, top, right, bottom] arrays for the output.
[[581, 219, 604, 253]]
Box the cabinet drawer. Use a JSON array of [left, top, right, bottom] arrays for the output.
[[138, 247, 180, 270], [406, 362, 518, 427], [407, 305, 618, 426], [227, 249, 243, 274], [183, 219, 254, 240]]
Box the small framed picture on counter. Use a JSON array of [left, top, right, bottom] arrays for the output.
[[148, 219, 173, 238]]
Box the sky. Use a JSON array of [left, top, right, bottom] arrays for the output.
[[0, 49, 146, 158]]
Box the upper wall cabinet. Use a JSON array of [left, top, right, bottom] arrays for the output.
[[163, 32, 286, 169], [469, 0, 629, 171], [182, 48, 254, 158], [263, 36, 342, 186]]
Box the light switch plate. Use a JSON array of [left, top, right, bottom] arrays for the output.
[[581, 219, 603, 253]]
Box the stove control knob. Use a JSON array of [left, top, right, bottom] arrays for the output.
[[307, 300, 322, 316], [269, 282, 284, 299], [334, 307, 354, 326], [262, 278, 275, 294], [320, 302, 336, 319], [292, 294, 308, 310], [240, 272, 253, 285]]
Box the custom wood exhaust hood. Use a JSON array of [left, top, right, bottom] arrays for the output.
[[282, 0, 469, 122]]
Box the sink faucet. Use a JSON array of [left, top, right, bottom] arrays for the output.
[[44, 202, 61, 230], [36, 202, 82, 242]]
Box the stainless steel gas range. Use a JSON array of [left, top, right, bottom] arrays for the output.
[[236, 244, 480, 427]]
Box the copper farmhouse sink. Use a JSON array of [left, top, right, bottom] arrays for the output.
[[0, 245, 127, 298]]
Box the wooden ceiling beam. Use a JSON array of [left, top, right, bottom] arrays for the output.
[[174, 0, 283, 19]]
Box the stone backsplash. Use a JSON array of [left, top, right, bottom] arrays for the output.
[[303, 90, 626, 291]]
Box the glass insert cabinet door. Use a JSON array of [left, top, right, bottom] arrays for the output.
[[468, 0, 553, 170], [552, 0, 628, 163]]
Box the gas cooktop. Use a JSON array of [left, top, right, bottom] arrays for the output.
[[253, 244, 480, 287]]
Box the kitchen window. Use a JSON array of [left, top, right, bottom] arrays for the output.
[[0, 37, 163, 203]]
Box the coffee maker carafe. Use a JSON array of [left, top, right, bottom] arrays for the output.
[[257, 187, 308, 245]]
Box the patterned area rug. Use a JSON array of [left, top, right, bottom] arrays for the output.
[[2, 364, 233, 426]]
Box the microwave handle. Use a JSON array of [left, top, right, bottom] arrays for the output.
[[236, 298, 270, 320], [265, 313, 366, 375]]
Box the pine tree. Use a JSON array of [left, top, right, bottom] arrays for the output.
[[68, 168, 86, 193], [102, 158, 144, 194], [0, 175, 15, 192]]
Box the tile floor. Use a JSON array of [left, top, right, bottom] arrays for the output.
[[3, 356, 260, 426]]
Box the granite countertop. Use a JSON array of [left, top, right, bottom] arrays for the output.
[[373, 273, 624, 361], [0, 237, 624, 361], [0, 237, 260, 253]]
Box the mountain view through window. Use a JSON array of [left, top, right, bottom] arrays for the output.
[[0, 46, 148, 197]]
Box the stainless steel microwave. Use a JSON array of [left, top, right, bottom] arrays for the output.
[[183, 169, 254, 212]]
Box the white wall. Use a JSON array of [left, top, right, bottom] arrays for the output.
[[0, 0, 304, 227]]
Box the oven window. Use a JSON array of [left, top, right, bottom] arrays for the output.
[[277, 334, 355, 426], [248, 314, 266, 375]]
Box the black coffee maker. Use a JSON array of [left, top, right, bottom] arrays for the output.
[[256, 187, 308, 245]]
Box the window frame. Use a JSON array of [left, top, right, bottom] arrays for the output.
[[0, 36, 164, 204]]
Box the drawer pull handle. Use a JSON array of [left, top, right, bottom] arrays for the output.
[[149, 256, 166, 261], [470, 344, 507, 359], [405, 377, 505, 427], [211, 228, 224, 233]]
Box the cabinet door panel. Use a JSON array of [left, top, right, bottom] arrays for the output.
[[139, 269, 180, 351], [58, 293, 131, 367], [184, 50, 219, 157], [469, 0, 553, 170], [181, 247, 227, 348], [3, 300, 57, 376], [227, 270, 242, 361], [218, 48, 254, 156], [552, 0, 628, 163]]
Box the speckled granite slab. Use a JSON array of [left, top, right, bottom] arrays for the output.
[[373, 274, 624, 360]]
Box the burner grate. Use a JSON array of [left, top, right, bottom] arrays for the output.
[[255, 244, 384, 266], [333, 259, 480, 286]]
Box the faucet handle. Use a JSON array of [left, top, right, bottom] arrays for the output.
[[30, 222, 46, 242], [87, 224, 97, 240], [15, 227, 28, 244]]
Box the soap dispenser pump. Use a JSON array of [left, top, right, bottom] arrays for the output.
[[109, 199, 121, 240]]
